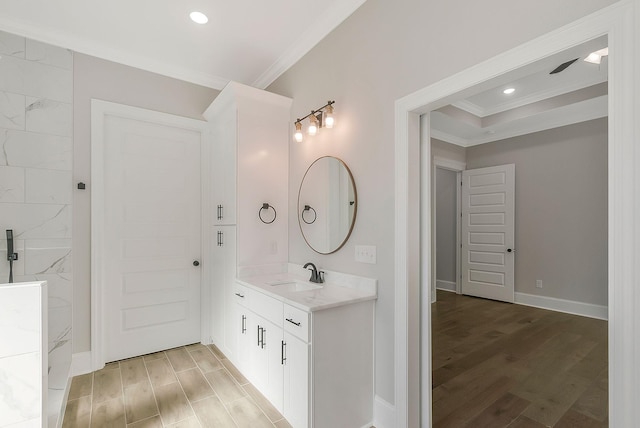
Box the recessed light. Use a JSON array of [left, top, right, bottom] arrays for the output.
[[503, 88, 516, 95], [190, 11, 208, 24]]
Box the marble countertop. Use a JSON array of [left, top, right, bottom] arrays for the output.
[[236, 271, 377, 312]]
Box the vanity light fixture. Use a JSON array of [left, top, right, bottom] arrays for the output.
[[293, 100, 336, 142], [584, 47, 609, 64]]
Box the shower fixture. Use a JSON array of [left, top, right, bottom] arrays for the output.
[[6, 230, 18, 283]]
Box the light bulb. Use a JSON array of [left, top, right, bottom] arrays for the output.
[[585, 52, 601, 64], [308, 114, 318, 136], [190, 11, 209, 24], [503, 88, 515, 95], [294, 122, 304, 142], [324, 104, 334, 128]]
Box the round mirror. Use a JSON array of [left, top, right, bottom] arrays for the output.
[[298, 156, 357, 254]]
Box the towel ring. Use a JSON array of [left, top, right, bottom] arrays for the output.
[[259, 203, 277, 224], [301, 205, 317, 224]]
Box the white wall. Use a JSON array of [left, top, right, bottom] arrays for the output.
[[466, 118, 608, 306], [267, 0, 618, 405], [73, 54, 218, 352]]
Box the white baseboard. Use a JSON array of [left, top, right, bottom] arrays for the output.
[[515, 292, 608, 320], [71, 351, 93, 376], [436, 280, 456, 292], [372, 395, 395, 428]]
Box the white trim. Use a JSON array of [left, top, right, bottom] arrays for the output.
[[372, 395, 396, 428], [51, 376, 72, 428], [430, 128, 472, 147], [395, 1, 638, 426], [433, 156, 466, 172], [452, 74, 607, 117], [515, 292, 608, 320], [436, 280, 456, 293], [252, 0, 368, 88], [91, 99, 210, 371], [71, 351, 93, 376]]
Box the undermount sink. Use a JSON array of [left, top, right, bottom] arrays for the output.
[[270, 281, 323, 292]]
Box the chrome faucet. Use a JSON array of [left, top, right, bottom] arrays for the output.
[[303, 262, 324, 284]]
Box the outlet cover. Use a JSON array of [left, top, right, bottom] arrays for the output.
[[355, 245, 377, 264], [536, 280, 543, 288]]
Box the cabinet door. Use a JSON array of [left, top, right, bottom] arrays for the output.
[[250, 315, 284, 412], [283, 332, 309, 428], [236, 303, 252, 382], [210, 226, 236, 351], [212, 108, 237, 225]]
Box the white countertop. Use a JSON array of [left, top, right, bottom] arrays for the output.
[[236, 270, 377, 312]]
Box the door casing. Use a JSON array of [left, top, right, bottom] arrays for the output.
[[395, 2, 638, 427]]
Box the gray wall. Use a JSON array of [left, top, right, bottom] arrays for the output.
[[73, 54, 219, 352], [435, 168, 458, 285], [268, 0, 617, 404], [466, 118, 608, 306]]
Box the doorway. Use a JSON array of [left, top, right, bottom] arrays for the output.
[[393, 3, 637, 427], [91, 100, 211, 369]]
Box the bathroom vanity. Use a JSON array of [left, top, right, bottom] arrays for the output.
[[234, 267, 376, 428], [203, 82, 376, 427]]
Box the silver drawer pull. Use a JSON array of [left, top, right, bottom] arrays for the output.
[[286, 318, 301, 327], [235, 293, 245, 298]]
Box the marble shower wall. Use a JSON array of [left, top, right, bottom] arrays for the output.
[[0, 30, 73, 423]]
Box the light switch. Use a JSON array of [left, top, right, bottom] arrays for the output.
[[355, 245, 376, 264]]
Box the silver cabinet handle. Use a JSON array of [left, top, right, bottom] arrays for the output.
[[235, 293, 245, 298], [217, 204, 223, 220], [281, 340, 286, 365], [241, 315, 246, 334], [217, 231, 224, 246]]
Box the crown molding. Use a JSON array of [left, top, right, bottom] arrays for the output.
[[252, 0, 368, 89], [0, 16, 230, 90], [452, 74, 608, 118]]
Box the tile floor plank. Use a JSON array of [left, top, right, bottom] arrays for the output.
[[189, 347, 223, 373], [92, 396, 126, 427], [176, 367, 215, 402], [146, 357, 178, 388], [191, 395, 238, 427], [93, 367, 123, 404], [166, 347, 197, 372], [68, 373, 93, 401], [123, 380, 158, 424], [127, 415, 163, 428], [227, 396, 274, 428], [121, 357, 148, 387], [62, 396, 92, 428], [205, 369, 247, 403], [154, 382, 194, 425]]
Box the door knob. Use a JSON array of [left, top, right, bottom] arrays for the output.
[[506, 248, 514, 253], [193, 260, 200, 266]]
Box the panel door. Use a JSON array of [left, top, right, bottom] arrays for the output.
[[103, 115, 202, 362], [283, 331, 309, 428], [461, 164, 515, 303]]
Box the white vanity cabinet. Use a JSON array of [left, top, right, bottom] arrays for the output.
[[203, 82, 291, 359], [233, 279, 375, 428]]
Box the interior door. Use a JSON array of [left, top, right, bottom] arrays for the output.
[[461, 164, 515, 303], [103, 114, 202, 362]]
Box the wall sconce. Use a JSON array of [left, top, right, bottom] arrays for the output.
[[293, 100, 335, 142]]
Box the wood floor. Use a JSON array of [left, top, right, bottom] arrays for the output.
[[432, 290, 608, 428], [62, 343, 292, 428]]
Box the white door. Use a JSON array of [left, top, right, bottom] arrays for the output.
[[102, 114, 202, 362], [461, 164, 515, 303]]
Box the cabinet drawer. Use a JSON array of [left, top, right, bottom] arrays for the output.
[[234, 282, 283, 326], [283, 304, 310, 343]]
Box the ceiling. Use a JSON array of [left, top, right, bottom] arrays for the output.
[[430, 36, 609, 147], [0, 0, 367, 90]]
